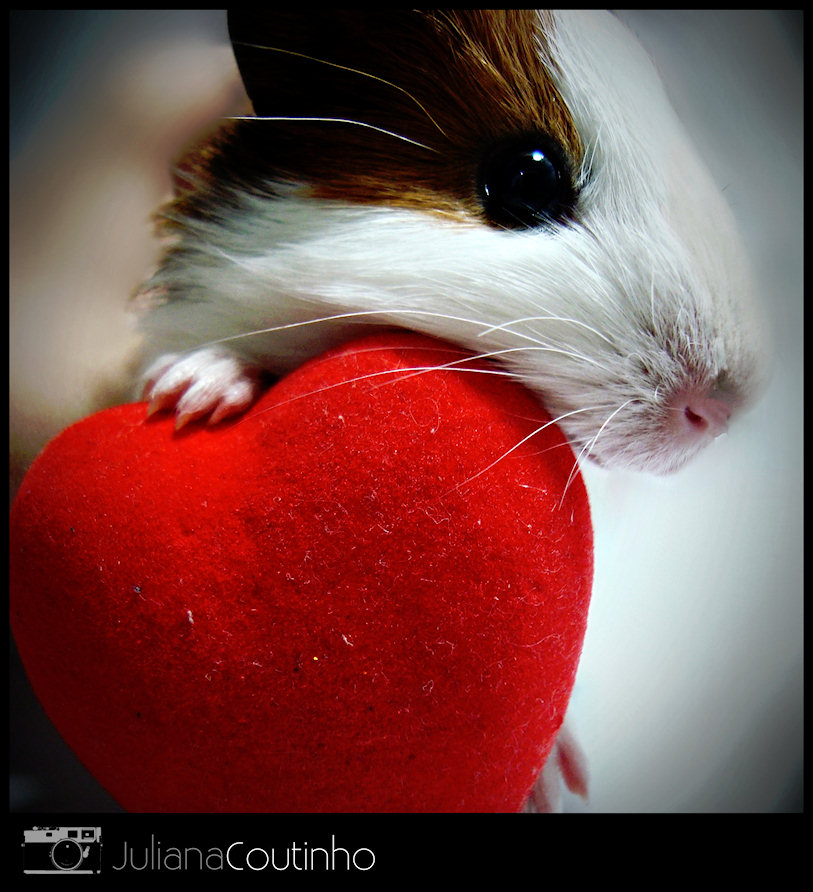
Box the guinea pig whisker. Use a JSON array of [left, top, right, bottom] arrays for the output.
[[237, 362, 518, 426], [586, 399, 635, 459], [558, 398, 636, 507], [196, 310, 552, 351], [230, 40, 450, 142], [363, 346, 612, 392], [579, 129, 600, 190], [227, 115, 440, 154], [441, 406, 598, 499], [477, 315, 615, 347]]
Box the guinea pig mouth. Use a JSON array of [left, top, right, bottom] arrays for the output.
[[555, 382, 738, 475]]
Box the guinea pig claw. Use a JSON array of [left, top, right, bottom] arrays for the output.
[[143, 348, 262, 427]]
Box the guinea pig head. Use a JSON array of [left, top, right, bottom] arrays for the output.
[[210, 10, 770, 474]]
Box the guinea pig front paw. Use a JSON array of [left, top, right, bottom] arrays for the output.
[[143, 347, 261, 429]]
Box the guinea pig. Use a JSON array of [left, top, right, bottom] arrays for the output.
[[137, 9, 767, 477], [138, 10, 768, 473]]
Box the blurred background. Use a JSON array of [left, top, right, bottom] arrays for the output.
[[9, 10, 802, 813]]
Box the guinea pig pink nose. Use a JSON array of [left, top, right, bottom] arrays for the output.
[[670, 390, 732, 442]]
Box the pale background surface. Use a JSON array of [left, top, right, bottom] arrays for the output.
[[568, 9, 803, 813], [10, 10, 802, 813]]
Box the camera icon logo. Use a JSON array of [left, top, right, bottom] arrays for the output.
[[22, 826, 102, 874]]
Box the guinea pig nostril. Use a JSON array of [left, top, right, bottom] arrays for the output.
[[680, 396, 732, 439], [667, 389, 733, 446], [684, 405, 707, 429]]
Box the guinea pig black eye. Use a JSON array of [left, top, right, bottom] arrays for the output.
[[477, 133, 575, 230]]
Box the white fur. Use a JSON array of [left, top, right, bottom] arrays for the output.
[[140, 10, 767, 473]]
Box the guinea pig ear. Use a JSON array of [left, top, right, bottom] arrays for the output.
[[226, 10, 384, 118], [226, 10, 279, 114]]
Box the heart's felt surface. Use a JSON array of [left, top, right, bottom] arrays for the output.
[[10, 332, 592, 812]]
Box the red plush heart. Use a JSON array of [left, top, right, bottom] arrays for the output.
[[10, 332, 592, 813]]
